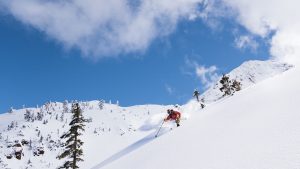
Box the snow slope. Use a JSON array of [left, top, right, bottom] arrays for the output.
[[0, 59, 295, 169], [97, 64, 300, 169], [0, 102, 176, 169], [201, 60, 293, 103]]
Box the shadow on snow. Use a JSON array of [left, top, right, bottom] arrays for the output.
[[90, 128, 170, 169]]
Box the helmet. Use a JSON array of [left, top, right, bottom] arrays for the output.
[[167, 109, 173, 114]]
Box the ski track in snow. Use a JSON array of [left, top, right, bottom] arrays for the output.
[[91, 127, 171, 169]]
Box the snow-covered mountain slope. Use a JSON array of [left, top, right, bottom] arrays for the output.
[[201, 60, 293, 103], [0, 102, 176, 169], [0, 59, 295, 169], [99, 64, 300, 169]]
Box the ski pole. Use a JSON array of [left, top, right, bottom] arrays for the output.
[[155, 120, 165, 138]]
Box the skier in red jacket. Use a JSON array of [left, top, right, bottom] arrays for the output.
[[164, 109, 181, 127]]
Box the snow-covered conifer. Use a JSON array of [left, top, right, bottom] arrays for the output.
[[98, 99, 105, 110], [57, 103, 87, 169], [219, 74, 242, 96]]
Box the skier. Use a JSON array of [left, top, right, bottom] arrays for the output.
[[164, 109, 181, 127], [193, 89, 200, 102]]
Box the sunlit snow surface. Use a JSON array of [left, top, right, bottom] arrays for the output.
[[0, 60, 296, 169]]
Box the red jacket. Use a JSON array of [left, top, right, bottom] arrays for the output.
[[165, 111, 181, 121]]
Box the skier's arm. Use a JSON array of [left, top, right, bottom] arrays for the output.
[[164, 116, 170, 121]]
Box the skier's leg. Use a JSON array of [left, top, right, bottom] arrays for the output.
[[176, 118, 180, 127]]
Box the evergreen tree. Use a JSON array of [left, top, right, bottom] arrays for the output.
[[200, 98, 205, 109], [60, 112, 65, 122], [7, 121, 15, 130], [193, 89, 205, 108], [231, 79, 241, 91], [63, 100, 69, 113], [98, 100, 105, 110], [24, 110, 32, 122], [57, 103, 87, 169], [219, 74, 232, 96], [43, 120, 48, 125], [219, 74, 242, 96], [193, 89, 200, 102], [29, 140, 32, 150], [36, 112, 44, 121], [39, 135, 43, 143], [8, 107, 13, 114]]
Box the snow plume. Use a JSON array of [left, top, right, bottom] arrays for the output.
[[219, 0, 300, 65], [0, 0, 207, 59]]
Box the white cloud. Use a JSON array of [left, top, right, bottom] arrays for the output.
[[2, 0, 299, 65], [219, 0, 300, 64], [195, 65, 220, 89], [234, 35, 258, 52], [0, 0, 208, 59], [165, 84, 175, 95], [184, 58, 220, 89]]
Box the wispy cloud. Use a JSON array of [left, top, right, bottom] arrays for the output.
[[234, 35, 258, 52], [0, 0, 209, 59], [183, 57, 220, 89], [165, 84, 175, 95], [219, 0, 300, 64], [164, 83, 189, 101], [195, 65, 219, 89]]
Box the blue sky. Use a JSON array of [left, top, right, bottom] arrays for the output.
[[0, 4, 271, 113]]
